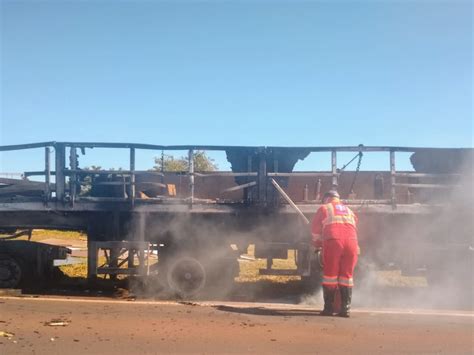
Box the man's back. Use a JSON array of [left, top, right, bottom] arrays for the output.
[[312, 199, 357, 241]]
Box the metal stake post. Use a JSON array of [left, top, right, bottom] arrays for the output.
[[69, 146, 78, 205], [258, 149, 267, 206], [331, 150, 338, 188], [390, 150, 396, 209], [130, 147, 136, 206], [188, 149, 194, 205], [55, 143, 66, 202], [44, 147, 51, 202]]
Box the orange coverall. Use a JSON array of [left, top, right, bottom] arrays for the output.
[[311, 198, 358, 289]]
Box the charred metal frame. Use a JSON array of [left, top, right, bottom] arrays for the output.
[[0, 141, 467, 210], [88, 241, 153, 277]]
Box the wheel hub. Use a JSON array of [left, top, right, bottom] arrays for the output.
[[167, 257, 206, 297]]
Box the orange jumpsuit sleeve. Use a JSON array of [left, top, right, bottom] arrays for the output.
[[311, 206, 327, 248]]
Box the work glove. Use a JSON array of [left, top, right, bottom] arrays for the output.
[[313, 237, 323, 249]]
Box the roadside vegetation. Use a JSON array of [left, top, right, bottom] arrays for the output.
[[1, 229, 426, 288]]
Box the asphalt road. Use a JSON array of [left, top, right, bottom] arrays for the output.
[[0, 296, 473, 354]]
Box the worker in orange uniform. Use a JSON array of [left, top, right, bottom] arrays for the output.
[[311, 190, 358, 317]]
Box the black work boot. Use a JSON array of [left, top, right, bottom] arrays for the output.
[[337, 286, 352, 318], [320, 286, 335, 316]]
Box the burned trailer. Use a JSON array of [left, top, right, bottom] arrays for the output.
[[0, 142, 472, 296]]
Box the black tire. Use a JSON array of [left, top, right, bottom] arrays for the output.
[[166, 256, 207, 298], [0, 254, 23, 289], [160, 253, 240, 298], [301, 250, 323, 292]]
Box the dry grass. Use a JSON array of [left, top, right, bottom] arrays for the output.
[[32, 229, 87, 241], [376, 270, 427, 288], [59, 258, 427, 287], [59, 255, 125, 279], [59, 244, 301, 282], [6, 230, 425, 287], [60, 260, 88, 278], [236, 245, 301, 283], [0, 229, 87, 242]]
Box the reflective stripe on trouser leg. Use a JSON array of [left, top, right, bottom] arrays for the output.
[[338, 277, 354, 287], [322, 276, 338, 287]]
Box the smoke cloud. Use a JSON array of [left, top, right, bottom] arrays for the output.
[[300, 161, 473, 311]]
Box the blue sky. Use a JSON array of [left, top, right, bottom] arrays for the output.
[[0, 0, 472, 173]]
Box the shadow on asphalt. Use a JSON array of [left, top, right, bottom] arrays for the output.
[[213, 305, 321, 317]]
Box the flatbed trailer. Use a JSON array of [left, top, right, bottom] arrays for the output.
[[0, 142, 472, 296]]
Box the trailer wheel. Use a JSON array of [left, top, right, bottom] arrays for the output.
[[0, 254, 22, 289], [301, 250, 323, 292], [166, 256, 206, 298]]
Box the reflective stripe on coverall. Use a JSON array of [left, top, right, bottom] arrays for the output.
[[311, 199, 358, 288]]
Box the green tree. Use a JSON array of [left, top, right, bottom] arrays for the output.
[[153, 151, 218, 172]]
